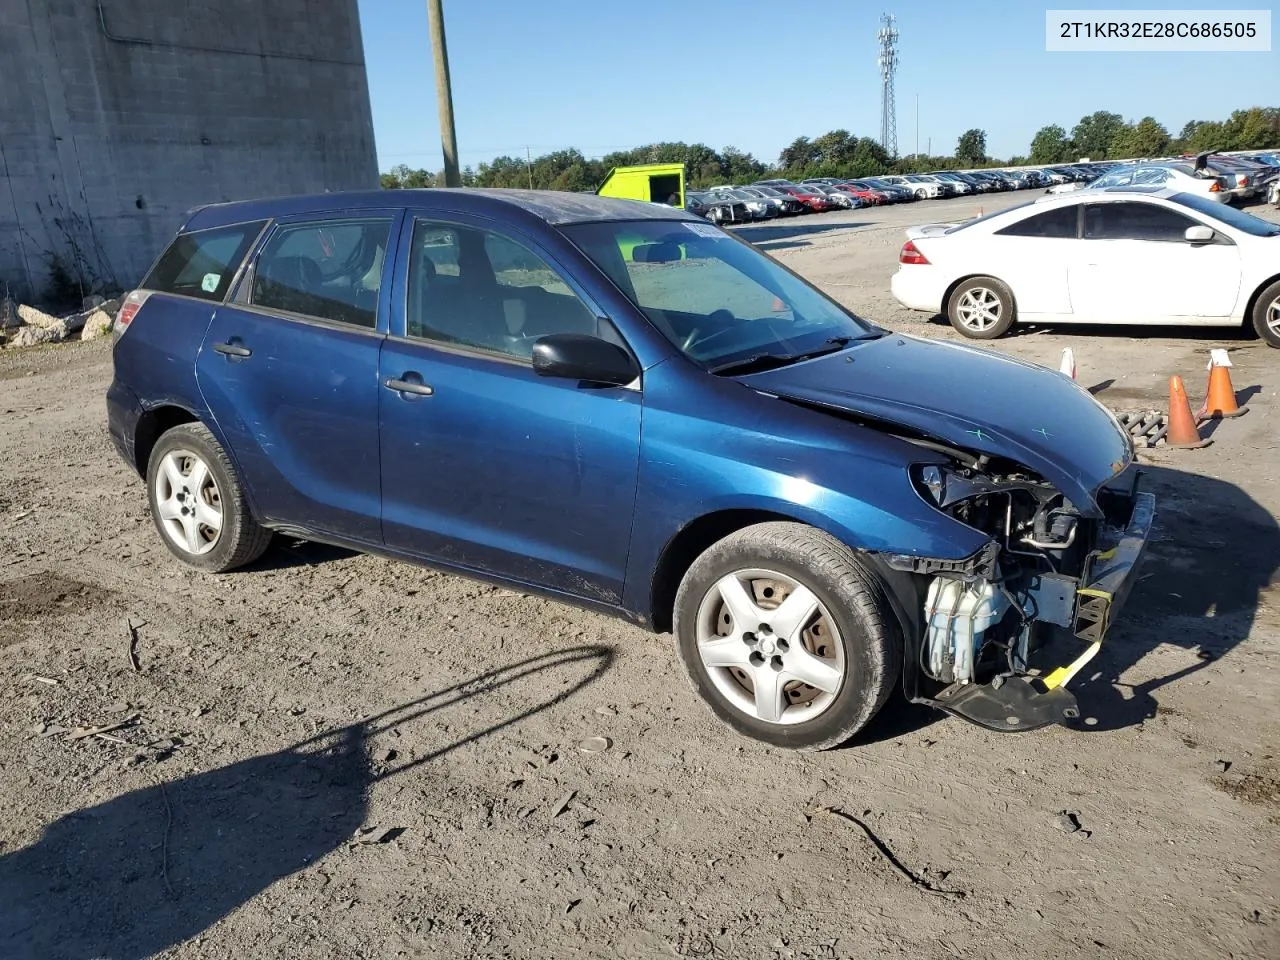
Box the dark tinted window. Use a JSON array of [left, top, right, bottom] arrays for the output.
[[1083, 202, 1197, 241], [251, 218, 393, 328], [143, 222, 265, 301], [406, 220, 601, 359], [996, 205, 1078, 238]]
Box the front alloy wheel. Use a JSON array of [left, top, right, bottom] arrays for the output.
[[947, 276, 1016, 339], [695, 568, 845, 725], [674, 522, 900, 750]]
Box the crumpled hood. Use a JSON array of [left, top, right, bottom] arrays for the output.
[[738, 334, 1133, 517]]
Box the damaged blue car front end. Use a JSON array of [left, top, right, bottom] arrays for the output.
[[732, 333, 1156, 731]]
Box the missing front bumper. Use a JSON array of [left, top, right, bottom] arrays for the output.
[[920, 490, 1157, 732]]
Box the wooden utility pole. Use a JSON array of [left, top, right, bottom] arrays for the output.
[[426, 0, 461, 187]]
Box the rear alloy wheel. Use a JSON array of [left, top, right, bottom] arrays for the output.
[[947, 276, 1016, 339], [146, 423, 272, 572], [1250, 279, 1280, 348], [674, 522, 900, 750]]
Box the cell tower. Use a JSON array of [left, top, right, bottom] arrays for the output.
[[877, 13, 899, 157]]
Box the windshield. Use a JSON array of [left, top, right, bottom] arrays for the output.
[[561, 220, 878, 369], [1169, 193, 1280, 236]]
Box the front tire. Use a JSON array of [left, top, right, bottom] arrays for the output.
[[673, 522, 901, 751], [947, 276, 1017, 339], [1250, 279, 1280, 348], [146, 423, 272, 573]]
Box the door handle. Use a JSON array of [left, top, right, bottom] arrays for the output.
[[384, 376, 434, 397], [212, 341, 252, 358]]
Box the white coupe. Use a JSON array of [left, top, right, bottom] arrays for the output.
[[889, 188, 1280, 346]]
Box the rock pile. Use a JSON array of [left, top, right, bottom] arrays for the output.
[[0, 295, 121, 348]]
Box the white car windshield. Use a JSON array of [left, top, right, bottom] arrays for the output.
[[1170, 193, 1280, 236]]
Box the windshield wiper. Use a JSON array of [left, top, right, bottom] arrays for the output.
[[709, 335, 875, 375], [709, 353, 802, 375]]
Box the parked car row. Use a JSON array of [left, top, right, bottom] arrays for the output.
[[686, 153, 1279, 224], [684, 166, 1112, 221], [1049, 152, 1280, 204]]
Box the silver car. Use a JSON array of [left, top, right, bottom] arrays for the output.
[[707, 187, 780, 219], [1049, 163, 1230, 203]]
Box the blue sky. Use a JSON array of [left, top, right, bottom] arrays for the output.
[[356, 0, 1278, 171]]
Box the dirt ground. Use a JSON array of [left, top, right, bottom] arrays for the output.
[[1, 193, 1278, 960]]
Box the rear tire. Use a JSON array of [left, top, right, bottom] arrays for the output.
[[673, 522, 901, 751], [947, 276, 1017, 339], [1250, 279, 1280, 348], [146, 423, 272, 573]]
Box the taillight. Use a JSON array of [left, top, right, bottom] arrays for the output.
[[112, 290, 152, 342], [1210, 181, 1222, 192], [900, 241, 930, 265], [1238, 176, 1249, 187]]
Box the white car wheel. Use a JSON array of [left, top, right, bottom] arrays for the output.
[[947, 277, 1016, 339], [1251, 280, 1280, 348]]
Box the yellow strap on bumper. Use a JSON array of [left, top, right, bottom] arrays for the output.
[[1040, 641, 1101, 690], [1040, 586, 1114, 691]]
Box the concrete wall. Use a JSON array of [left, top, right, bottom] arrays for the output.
[[0, 0, 378, 303]]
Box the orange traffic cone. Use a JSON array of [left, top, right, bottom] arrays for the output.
[[1166, 376, 1211, 449], [1198, 349, 1248, 419]]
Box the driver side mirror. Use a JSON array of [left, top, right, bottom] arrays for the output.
[[1184, 225, 1215, 244], [531, 333, 638, 386]]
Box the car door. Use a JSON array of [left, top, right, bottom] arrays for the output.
[[378, 214, 642, 603], [1067, 200, 1242, 322], [985, 203, 1079, 316], [195, 211, 402, 542]]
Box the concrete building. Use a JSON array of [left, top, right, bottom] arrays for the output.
[[0, 0, 378, 304]]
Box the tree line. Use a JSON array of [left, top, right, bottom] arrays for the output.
[[380, 106, 1280, 191], [1028, 107, 1279, 164]]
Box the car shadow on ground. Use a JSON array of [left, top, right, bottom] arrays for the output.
[[923, 312, 1261, 348], [247, 537, 359, 571], [0, 644, 614, 960], [1068, 463, 1278, 731], [848, 696, 942, 746]]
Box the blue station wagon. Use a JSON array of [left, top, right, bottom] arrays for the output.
[[107, 189, 1154, 749]]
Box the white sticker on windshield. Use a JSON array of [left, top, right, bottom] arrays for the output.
[[684, 221, 726, 240], [201, 272, 220, 293]]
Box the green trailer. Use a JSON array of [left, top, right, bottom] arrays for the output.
[[596, 163, 685, 208]]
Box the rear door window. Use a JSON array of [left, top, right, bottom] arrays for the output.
[[995, 205, 1079, 238], [250, 218, 394, 328], [143, 221, 266, 302]]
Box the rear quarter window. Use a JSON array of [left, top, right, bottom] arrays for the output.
[[143, 221, 266, 302]]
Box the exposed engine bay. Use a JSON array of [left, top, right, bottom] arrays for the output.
[[885, 452, 1154, 731]]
